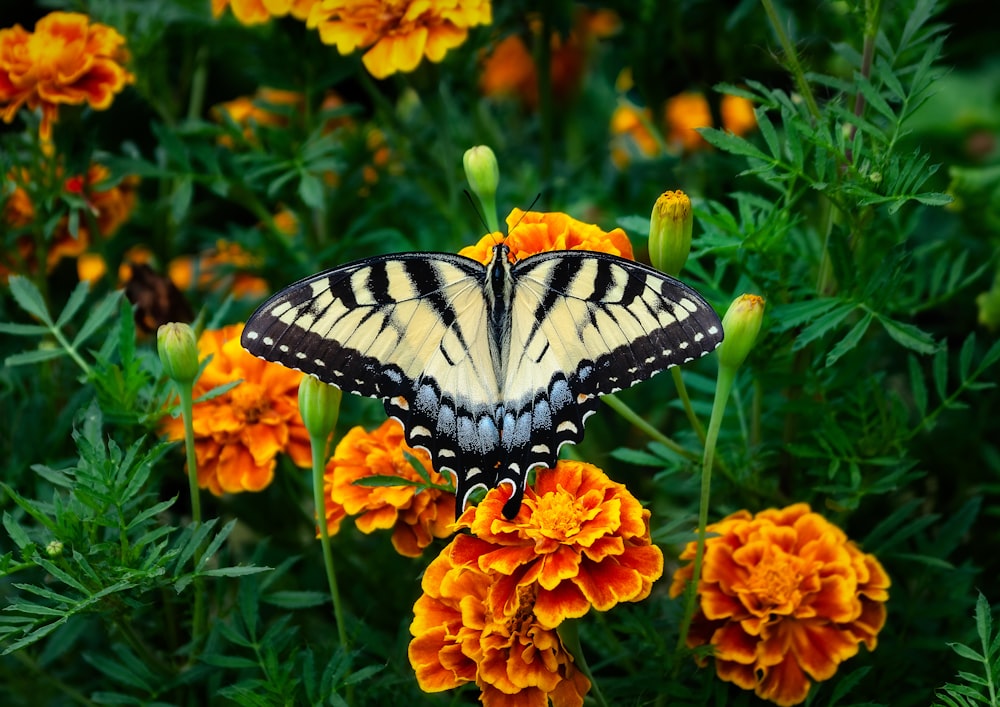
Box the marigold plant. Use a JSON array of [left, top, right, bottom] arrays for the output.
[[670, 503, 890, 706], [408, 546, 592, 706], [0, 12, 133, 141], [323, 419, 455, 557], [307, 0, 492, 79], [449, 461, 663, 629], [160, 323, 312, 495]]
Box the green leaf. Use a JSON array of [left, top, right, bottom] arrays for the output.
[[2, 513, 32, 550], [909, 355, 928, 418], [0, 322, 49, 336], [298, 172, 325, 210], [200, 566, 271, 578], [261, 591, 329, 609], [948, 642, 985, 663], [880, 316, 937, 354], [197, 518, 237, 571], [826, 312, 874, 365], [171, 177, 193, 224], [55, 281, 91, 329], [699, 127, 769, 160], [5, 347, 68, 367], [351, 475, 423, 488], [73, 291, 124, 349], [8, 276, 52, 325], [933, 346, 949, 401]]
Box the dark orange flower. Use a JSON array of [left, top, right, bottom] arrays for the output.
[[160, 323, 312, 495], [720, 93, 757, 137], [1, 163, 138, 281], [307, 0, 492, 80], [212, 0, 318, 24], [670, 503, 890, 706], [168, 240, 269, 299], [459, 208, 634, 265], [409, 547, 591, 705], [664, 91, 714, 152], [213, 87, 304, 146], [0, 12, 133, 141], [324, 419, 454, 557], [449, 461, 663, 629], [609, 101, 662, 168]]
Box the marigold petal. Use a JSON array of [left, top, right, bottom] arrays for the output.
[[711, 622, 758, 664], [757, 653, 812, 707], [790, 620, 859, 681]]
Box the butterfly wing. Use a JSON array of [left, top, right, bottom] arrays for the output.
[[493, 250, 723, 516], [241, 252, 505, 507]]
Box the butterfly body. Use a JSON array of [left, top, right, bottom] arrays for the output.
[[242, 243, 723, 517]]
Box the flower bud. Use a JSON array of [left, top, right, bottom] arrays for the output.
[[718, 294, 765, 370], [157, 322, 199, 384], [46, 540, 64, 557], [649, 190, 692, 276], [298, 375, 342, 441], [463, 145, 499, 205], [976, 270, 1000, 331]]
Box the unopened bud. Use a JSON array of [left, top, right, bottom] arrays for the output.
[[718, 294, 765, 370], [649, 190, 693, 276], [298, 375, 342, 441], [157, 322, 199, 384]]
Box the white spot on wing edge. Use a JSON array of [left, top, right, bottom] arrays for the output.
[[245, 331, 259, 340]]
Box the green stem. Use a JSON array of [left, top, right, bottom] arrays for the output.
[[602, 393, 697, 462], [760, 0, 822, 122], [310, 431, 351, 656], [675, 365, 735, 658], [670, 367, 706, 444], [557, 620, 608, 707], [178, 385, 206, 658]]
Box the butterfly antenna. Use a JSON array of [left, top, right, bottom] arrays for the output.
[[463, 189, 494, 239], [509, 193, 542, 237]]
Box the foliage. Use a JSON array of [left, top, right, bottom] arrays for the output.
[[2, 0, 998, 705]]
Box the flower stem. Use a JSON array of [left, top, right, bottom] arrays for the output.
[[670, 367, 706, 444], [178, 384, 207, 658], [557, 620, 608, 707], [310, 431, 351, 656], [675, 365, 734, 657], [760, 0, 822, 123], [602, 393, 697, 462]]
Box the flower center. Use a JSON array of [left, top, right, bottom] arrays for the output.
[[231, 382, 269, 423], [533, 491, 584, 538], [746, 551, 801, 609]]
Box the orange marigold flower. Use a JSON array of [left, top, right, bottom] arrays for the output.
[[213, 87, 305, 146], [409, 547, 591, 705], [212, 0, 318, 24], [159, 323, 312, 495], [721, 93, 757, 136], [459, 208, 634, 265], [168, 239, 269, 299], [664, 90, 714, 152], [324, 419, 455, 557], [609, 101, 661, 169], [0, 12, 133, 141], [670, 503, 890, 706], [307, 0, 492, 80], [449, 461, 663, 629]]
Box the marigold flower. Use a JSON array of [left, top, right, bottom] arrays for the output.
[[212, 0, 318, 24], [721, 93, 757, 136], [307, 0, 492, 80], [1, 163, 138, 281], [459, 208, 634, 265], [160, 323, 312, 495], [324, 419, 455, 557], [168, 240, 269, 299], [449, 461, 663, 629], [408, 547, 591, 705], [609, 102, 661, 168], [649, 189, 693, 277], [213, 87, 304, 146], [670, 503, 890, 706], [664, 91, 714, 152], [0, 12, 133, 141]]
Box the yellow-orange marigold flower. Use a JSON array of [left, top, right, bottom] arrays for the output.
[[160, 323, 312, 495], [324, 419, 455, 557], [459, 208, 634, 265], [670, 503, 890, 706], [0, 12, 133, 141], [212, 0, 318, 24], [721, 93, 757, 137], [409, 547, 591, 705], [449, 461, 663, 629], [664, 91, 714, 152], [168, 240, 269, 299], [307, 0, 492, 80], [609, 101, 661, 168]]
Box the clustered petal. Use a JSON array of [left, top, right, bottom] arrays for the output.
[[212, 0, 318, 25], [459, 208, 634, 265], [160, 323, 312, 495], [323, 419, 455, 557], [307, 0, 492, 79], [0, 12, 134, 140], [670, 503, 890, 706]]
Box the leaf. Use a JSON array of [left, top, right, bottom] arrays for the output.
[[351, 475, 423, 488], [73, 291, 124, 349], [4, 348, 69, 367], [55, 281, 92, 329], [261, 591, 329, 609], [170, 177, 193, 224], [298, 172, 325, 210], [948, 642, 985, 663], [0, 322, 49, 336], [2, 512, 32, 550], [909, 355, 928, 418], [880, 316, 937, 354], [200, 566, 271, 578], [8, 276, 52, 325], [699, 127, 770, 160], [826, 312, 874, 365]]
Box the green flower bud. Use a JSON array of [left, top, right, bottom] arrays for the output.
[[46, 540, 63, 557], [463, 145, 500, 203], [718, 294, 765, 370], [298, 375, 342, 441], [649, 190, 693, 277], [157, 322, 199, 384], [976, 269, 1000, 331]]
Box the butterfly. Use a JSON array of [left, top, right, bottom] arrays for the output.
[[241, 243, 723, 518]]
